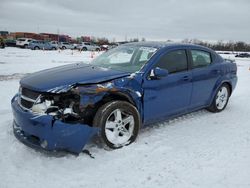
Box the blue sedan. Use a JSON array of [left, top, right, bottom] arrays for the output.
[[11, 42, 237, 154]]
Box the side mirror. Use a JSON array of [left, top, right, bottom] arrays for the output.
[[149, 67, 169, 80]]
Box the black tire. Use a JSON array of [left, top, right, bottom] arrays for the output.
[[34, 46, 39, 50], [93, 101, 140, 149], [82, 47, 87, 51], [52, 47, 56, 50], [96, 48, 100, 51], [207, 84, 230, 113], [62, 46, 66, 50]]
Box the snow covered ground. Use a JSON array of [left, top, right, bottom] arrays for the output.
[[0, 47, 250, 188]]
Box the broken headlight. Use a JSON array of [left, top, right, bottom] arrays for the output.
[[31, 90, 81, 122]]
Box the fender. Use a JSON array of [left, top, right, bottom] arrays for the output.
[[77, 77, 144, 125]]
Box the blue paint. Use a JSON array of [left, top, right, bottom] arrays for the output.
[[12, 98, 99, 154], [20, 63, 129, 92], [11, 42, 238, 154]]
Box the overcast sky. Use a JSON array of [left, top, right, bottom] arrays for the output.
[[0, 0, 249, 42]]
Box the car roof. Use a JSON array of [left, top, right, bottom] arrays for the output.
[[123, 41, 209, 50]]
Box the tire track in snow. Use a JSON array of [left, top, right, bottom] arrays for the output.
[[0, 73, 29, 81]]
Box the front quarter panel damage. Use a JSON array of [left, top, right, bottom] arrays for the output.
[[13, 74, 143, 154], [77, 75, 144, 125]]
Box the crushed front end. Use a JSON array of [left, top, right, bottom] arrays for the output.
[[11, 86, 99, 154]]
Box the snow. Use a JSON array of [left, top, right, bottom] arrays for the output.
[[1, 47, 250, 188], [0, 48, 100, 76]]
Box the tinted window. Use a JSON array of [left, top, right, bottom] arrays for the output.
[[156, 50, 188, 74], [191, 50, 211, 68]]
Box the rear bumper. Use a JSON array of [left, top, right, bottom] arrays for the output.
[[11, 95, 99, 154], [232, 76, 238, 92], [16, 44, 26, 48]]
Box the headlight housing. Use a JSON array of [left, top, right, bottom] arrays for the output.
[[18, 86, 81, 122]]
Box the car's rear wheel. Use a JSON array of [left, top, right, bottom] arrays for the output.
[[82, 47, 87, 51], [207, 84, 230, 112], [62, 46, 66, 50], [34, 46, 39, 50], [93, 101, 140, 149]]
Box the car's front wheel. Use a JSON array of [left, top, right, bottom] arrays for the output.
[[207, 84, 230, 112], [93, 101, 140, 149]]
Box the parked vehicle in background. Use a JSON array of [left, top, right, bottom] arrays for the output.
[[77, 42, 101, 51], [0, 37, 5, 49], [72, 43, 79, 49], [28, 40, 58, 50], [4, 39, 16, 47], [59, 42, 74, 50], [11, 42, 237, 154], [50, 41, 59, 48], [108, 43, 119, 50], [16, 38, 33, 48], [235, 53, 250, 58], [100, 45, 109, 51]]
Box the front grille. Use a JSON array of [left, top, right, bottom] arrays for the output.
[[19, 87, 41, 110]]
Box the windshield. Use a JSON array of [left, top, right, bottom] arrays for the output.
[[91, 45, 157, 73]]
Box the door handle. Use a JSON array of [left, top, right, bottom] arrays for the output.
[[182, 75, 191, 81], [212, 70, 221, 74]]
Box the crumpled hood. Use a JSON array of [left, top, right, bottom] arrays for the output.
[[20, 63, 129, 92]]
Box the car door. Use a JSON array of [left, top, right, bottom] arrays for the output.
[[142, 49, 192, 124], [188, 49, 221, 109], [38, 41, 43, 49], [44, 42, 50, 50]]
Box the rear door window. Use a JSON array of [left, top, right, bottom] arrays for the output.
[[190, 50, 212, 68]]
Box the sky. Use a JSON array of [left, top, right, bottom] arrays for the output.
[[0, 0, 250, 42]]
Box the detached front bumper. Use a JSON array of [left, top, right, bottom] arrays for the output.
[[11, 95, 99, 154]]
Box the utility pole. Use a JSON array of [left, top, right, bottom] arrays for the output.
[[57, 28, 60, 43]]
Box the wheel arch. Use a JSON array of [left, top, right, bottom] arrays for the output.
[[80, 91, 141, 126], [208, 80, 233, 106]]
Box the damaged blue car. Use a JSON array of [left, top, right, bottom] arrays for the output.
[[11, 42, 237, 154]]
